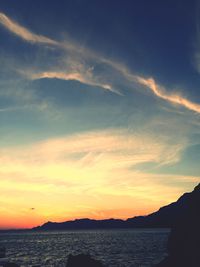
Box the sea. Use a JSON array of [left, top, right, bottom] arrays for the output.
[[0, 228, 170, 267]]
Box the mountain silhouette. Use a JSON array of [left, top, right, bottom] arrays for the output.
[[33, 218, 125, 230], [34, 184, 199, 230]]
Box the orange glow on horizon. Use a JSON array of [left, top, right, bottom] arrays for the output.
[[0, 129, 198, 229], [0, 206, 163, 229]]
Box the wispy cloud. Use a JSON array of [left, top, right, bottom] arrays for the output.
[[0, 12, 58, 46], [0, 128, 197, 227], [0, 80, 60, 117], [1, 11, 200, 114], [0, 11, 115, 92], [27, 71, 115, 92], [0, 129, 185, 167], [0, 106, 28, 112], [135, 76, 200, 113]]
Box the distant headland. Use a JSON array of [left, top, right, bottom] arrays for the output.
[[33, 184, 199, 231]]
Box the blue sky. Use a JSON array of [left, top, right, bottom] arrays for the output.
[[0, 0, 199, 228]]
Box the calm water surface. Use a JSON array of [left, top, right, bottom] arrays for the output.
[[0, 229, 169, 267]]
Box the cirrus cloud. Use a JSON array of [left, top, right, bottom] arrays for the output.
[[1, 11, 200, 115], [0, 12, 58, 46]]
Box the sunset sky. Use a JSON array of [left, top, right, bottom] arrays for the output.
[[0, 0, 200, 229]]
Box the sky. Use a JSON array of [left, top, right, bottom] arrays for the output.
[[0, 0, 200, 229]]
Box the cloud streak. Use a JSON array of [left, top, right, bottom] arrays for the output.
[[1, 11, 200, 114], [0, 12, 58, 46], [29, 71, 115, 92], [136, 76, 200, 113], [0, 11, 116, 93]]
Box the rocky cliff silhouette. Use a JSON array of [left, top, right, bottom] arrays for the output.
[[156, 183, 200, 267], [34, 185, 199, 230]]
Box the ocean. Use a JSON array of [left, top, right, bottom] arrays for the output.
[[0, 229, 169, 267]]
